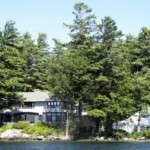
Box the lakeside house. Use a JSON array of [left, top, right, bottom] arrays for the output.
[[0, 90, 93, 131], [0, 90, 66, 125], [3, 90, 150, 133]]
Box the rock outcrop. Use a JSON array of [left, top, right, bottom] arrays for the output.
[[0, 129, 73, 141], [0, 129, 30, 140]]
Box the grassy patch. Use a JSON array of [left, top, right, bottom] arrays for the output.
[[22, 122, 62, 137], [12, 121, 30, 129], [112, 129, 128, 140], [0, 124, 12, 134], [0, 121, 63, 137], [128, 129, 150, 139]]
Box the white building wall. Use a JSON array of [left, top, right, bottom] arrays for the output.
[[113, 112, 150, 133], [43, 113, 46, 122], [15, 102, 48, 115], [34, 102, 47, 115]]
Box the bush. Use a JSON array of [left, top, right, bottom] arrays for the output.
[[22, 122, 62, 137], [68, 120, 79, 136], [113, 131, 126, 140], [12, 121, 30, 129], [95, 131, 105, 137], [128, 131, 144, 139], [0, 122, 63, 137], [0, 124, 12, 134], [143, 129, 150, 139], [113, 129, 128, 140]]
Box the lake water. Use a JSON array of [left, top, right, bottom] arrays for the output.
[[0, 141, 150, 150]]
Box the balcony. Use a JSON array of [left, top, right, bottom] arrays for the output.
[[12, 106, 41, 114], [45, 106, 62, 112]]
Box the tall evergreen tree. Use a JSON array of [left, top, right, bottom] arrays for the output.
[[86, 16, 135, 136], [20, 32, 37, 91], [20, 32, 50, 91], [63, 2, 98, 126], [129, 27, 150, 131], [0, 21, 23, 109], [64, 2, 96, 49], [0, 20, 20, 47], [36, 33, 50, 90]]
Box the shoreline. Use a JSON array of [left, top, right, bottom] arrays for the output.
[[0, 129, 149, 142], [0, 139, 150, 142], [0, 137, 150, 142]]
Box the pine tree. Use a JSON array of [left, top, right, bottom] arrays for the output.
[[0, 21, 23, 109], [64, 2, 96, 49]]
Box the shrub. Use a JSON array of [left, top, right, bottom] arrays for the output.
[[113, 129, 128, 140], [0, 122, 63, 138], [128, 131, 143, 139], [12, 121, 30, 129], [113, 131, 126, 140], [143, 129, 150, 139], [68, 120, 79, 136], [22, 122, 62, 137], [0, 124, 12, 134], [128, 129, 150, 139], [95, 131, 105, 137]]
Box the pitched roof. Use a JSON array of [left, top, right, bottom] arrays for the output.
[[20, 90, 52, 102]]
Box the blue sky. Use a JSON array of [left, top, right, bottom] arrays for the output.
[[0, 0, 150, 47]]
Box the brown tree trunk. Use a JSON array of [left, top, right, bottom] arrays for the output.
[[78, 101, 83, 130]]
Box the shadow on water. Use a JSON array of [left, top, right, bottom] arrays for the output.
[[0, 141, 150, 150]]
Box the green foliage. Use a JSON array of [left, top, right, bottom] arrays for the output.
[[128, 131, 144, 139], [129, 130, 150, 139], [87, 109, 106, 118], [1, 2, 150, 139], [68, 120, 79, 136], [113, 130, 128, 140], [12, 121, 30, 129], [0, 124, 12, 134], [64, 2, 96, 48], [143, 130, 150, 139], [0, 20, 51, 109], [0, 122, 62, 137], [48, 2, 150, 137], [22, 122, 62, 137]]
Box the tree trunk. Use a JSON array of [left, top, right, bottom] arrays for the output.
[[65, 108, 69, 138], [70, 102, 74, 120], [104, 117, 113, 138], [99, 119, 104, 132], [137, 111, 142, 132], [95, 118, 101, 132], [78, 101, 83, 130]]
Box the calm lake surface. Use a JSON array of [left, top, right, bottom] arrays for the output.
[[0, 141, 150, 150]]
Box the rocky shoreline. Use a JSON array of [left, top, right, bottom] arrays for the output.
[[0, 129, 72, 141], [0, 129, 148, 142], [93, 136, 146, 142]]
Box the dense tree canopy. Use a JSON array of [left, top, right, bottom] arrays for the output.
[[0, 21, 50, 109], [49, 3, 150, 136], [0, 2, 150, 136]]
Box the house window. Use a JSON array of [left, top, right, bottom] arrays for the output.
[[24, 102, 35, 108], [56, 112, 61, 121], [47, 101, 60, 108], [46, 112, 62, 122], [46, 113, 52, 122], [52, 113, 56, 122]]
